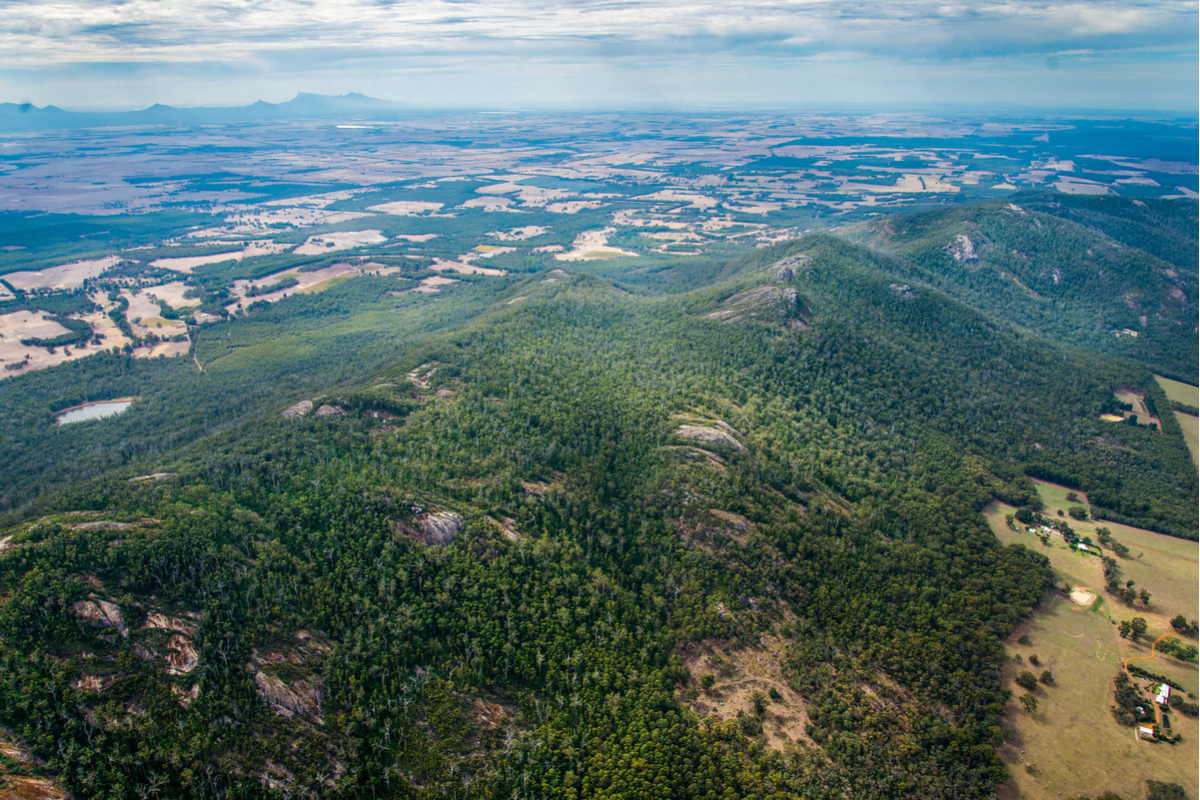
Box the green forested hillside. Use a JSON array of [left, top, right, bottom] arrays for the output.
[[0, 206, 1195, 799], [852, 192, 1198, 379]]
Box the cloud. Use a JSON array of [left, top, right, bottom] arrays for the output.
[[1, 0, 1194, 64], [0, 0, 1194, 108]]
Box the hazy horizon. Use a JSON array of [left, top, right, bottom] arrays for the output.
[[2, 0, 1197, 113]]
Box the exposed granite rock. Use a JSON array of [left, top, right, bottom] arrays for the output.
[[418, 511, 464, 545], [704, 286, 799, 324], [770, 254, 811, 282], [676, 425, 746, 452], [947, 233, 978, 262], [73, 674, 116, 692], [165, 635, 199, 676], [253, 671, 324, 724], [281, 400, 313, 418], [68, 520, 133, 531], [144, 613, 199, 635], [315, 404, 345, 418], [172, 683, 200, 707], [129, 472, 177, 482], [72, 599, 128, 637]]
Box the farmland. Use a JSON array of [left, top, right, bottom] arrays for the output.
[[986, 478, 1199, 800], [1156, 374, 1200, 464]]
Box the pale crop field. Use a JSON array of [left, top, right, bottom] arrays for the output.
[[4, 256, 120, 291], [1174, 411, 1199, 465], [1155, 374, 1199, 464], [1154, 375, 1199, 407]]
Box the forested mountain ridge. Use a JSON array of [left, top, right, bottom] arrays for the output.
[[849, 192, 1198, 379], [0, 200, 1195, 799]]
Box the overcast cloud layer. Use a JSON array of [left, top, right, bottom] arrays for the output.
[[1, 0, 1196, 110]]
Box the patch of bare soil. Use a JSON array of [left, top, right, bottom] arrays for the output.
[[680, 637, 816, 752], [1069, 586, 1097, 606]]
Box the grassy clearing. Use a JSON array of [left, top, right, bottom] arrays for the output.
[[298, 277, 350, 295], [1155, 374, 1199, 407], [1154, 375, 1198, 465], [994, 595, 1198, 800], [1172, 410, 1198, 465], [986, 478, 1199, 800]]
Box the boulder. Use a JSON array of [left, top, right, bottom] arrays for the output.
[[315, 404, 345, 418]]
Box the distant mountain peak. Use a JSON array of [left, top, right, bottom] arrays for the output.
[[0, 92, 406, 131]]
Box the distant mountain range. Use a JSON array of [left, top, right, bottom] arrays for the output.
[[0, 92, 406, 131]]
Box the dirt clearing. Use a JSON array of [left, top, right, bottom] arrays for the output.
[[294, 230, 386, 255], [555, 228, 637, 261], [680, 637, 815, 751]]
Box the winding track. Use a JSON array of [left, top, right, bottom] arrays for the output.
[[1122, 631, 1180, 673]]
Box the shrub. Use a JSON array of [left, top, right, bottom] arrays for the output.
[[1016, 671, 1038, 691]]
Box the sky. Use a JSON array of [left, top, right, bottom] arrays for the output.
[[1, 0, 1197, 111]]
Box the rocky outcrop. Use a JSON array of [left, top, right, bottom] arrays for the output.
[[73, 674, 116, 692], [676, 424, 746, 452], [769, 254, 811, 282], [165, 635, 199, 675], [129, 472, 177, 482], [708, 509, 753, 532], [407, 362, 438, 389], [704, 286, 800, 324], [281, 400, 313, 418], [144, 613, 199, 636], [171, 683, 200, 707], [499, 517, 521, 541], [315, 404, 345, 418], [253, 671, 324, 723], [418, 511, 464, 545], [72, 599, 128, 637], [947, 233, 978, 262], [68, 520, 133, 531]]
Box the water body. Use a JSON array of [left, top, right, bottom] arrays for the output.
[[55, 400, 132, 425]]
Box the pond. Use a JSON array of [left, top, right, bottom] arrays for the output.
[[55, 399, 134, 425]]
